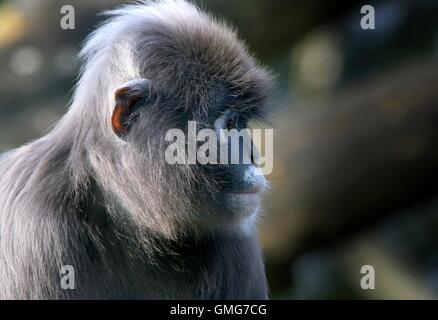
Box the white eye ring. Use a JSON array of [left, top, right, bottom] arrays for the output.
[[226, 114, 238, 130], [214, 111, 238, 130], [214, 111, 237, 143], [214, 110, 230, 131]]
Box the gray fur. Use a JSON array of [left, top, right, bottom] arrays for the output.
[[0, 0, 273, 299]]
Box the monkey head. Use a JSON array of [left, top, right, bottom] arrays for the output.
[[85, 0, 274, 238]]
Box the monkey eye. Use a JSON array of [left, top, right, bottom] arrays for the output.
[[214, 111, 241, 133], [226, 113, 238, 130]]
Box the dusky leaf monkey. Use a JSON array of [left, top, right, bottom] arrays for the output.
[[0, 0, 273, 299]]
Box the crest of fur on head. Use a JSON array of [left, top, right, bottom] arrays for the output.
[[0, 0, 273, 245]]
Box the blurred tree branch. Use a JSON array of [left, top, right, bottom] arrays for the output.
[[263, 57, 438, 293]]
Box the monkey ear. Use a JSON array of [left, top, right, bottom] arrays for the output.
[[112, 79, 156, 137]]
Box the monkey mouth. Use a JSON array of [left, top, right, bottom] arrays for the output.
[[225, 184, 263, 195], [223, 167, 267, 195], [226, 191, 262, 205], [222, 187, 263, 219], [224, 180, 266, 198]]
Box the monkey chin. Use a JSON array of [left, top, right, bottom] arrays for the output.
[[222, 168, 267, 224], [223, 192, 262, 219]]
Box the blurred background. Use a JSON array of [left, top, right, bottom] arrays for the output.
[[1, 0, 438, 299]]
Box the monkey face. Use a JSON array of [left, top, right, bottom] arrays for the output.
[[206, 112, 269, 223], [108, 79, 271, 232]]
